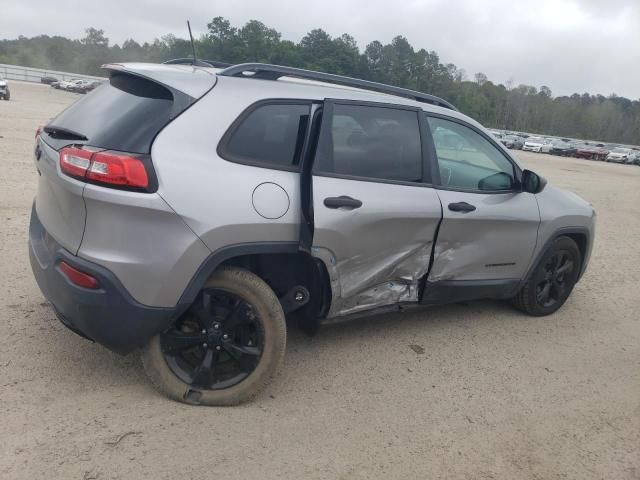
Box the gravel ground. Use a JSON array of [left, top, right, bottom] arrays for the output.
[[0, 81, 639, 480]]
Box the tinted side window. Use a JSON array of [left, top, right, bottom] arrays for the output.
[[428, 116, 516, 191], [224, 103, 310, 167], [315, 104, 424, 182]]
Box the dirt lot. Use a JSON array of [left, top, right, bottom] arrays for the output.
[[0, 81, 638, 479]]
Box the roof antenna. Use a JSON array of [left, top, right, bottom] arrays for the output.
[[187, 20, 197, 65]]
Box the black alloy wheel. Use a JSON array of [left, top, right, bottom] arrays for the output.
[[142, 267, 286, 406], [160, 289, 264, 390], [533, 250, 575, 309], [511, 236, 581, 316]]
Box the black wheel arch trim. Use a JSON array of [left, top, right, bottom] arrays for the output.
[[176, 242, 300, 308], [520, 226, 591, 289]]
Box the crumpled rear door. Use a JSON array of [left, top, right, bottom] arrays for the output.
[[308, 99, 442, 318]]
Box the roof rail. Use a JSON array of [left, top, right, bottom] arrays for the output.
[[218, 63, 457, 111], [163, 58, 232, 68]]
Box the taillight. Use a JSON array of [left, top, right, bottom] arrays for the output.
[[60, 146, 92, 178], [58, 261, 100, 289], [87, 151, 148, 188], [59, 146, 150, 190]]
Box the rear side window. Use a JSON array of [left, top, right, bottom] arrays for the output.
[[221, 103, 311, 168], [46, 73, 177, 154], [314, 103, 423, 183]]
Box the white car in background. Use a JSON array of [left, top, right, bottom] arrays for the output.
[[606, 147, 634, 163], [0, 77, 10, 100], [56, 79, 83, 91], [522, 136, 546, 152]]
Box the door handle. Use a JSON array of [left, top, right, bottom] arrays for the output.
[[324, 196, 363, 209], [448, 201, 476, 213]]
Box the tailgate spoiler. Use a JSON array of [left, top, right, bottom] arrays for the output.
[[102, 62, 217, 100]]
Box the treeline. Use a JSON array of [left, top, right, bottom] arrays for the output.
[[2, 18, 639, 144]]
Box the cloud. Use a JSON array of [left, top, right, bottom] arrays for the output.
[[2, 0, 639, 98]]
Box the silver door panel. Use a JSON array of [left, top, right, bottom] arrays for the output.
[[429, 190, 540, 282], [312, 175, 442, 317]]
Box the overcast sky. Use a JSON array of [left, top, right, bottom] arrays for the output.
[[3, 0, 639, 98]]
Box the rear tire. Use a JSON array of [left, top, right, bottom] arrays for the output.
[[141, 267, 286, 406], [511, 236, 581, 316]]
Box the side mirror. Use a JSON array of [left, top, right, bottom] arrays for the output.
[[521, 169, 547, 194]]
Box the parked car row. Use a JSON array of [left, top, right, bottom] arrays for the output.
[[489, 130, 528, 151], [491, 129, 640, 165], [42, 76, 103, 94]]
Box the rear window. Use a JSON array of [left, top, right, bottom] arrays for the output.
[[46, 73, 177, 153]]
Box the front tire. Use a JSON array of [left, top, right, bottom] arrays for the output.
[[511, 236, 581, 316], [141, 267, 286, 406]]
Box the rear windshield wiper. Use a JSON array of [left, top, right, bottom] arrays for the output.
[[43, 125, 88, 141]]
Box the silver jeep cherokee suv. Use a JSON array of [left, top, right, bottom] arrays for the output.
[[29, 61, 595, 405]]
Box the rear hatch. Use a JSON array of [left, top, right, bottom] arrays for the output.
[[34, 63, 216, 254]]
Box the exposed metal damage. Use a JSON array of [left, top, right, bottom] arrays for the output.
[[313, 241, 433, 317], [427, 239, 477, 282]]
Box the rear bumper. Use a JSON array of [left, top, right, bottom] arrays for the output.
[[28, 204, 179, 354]]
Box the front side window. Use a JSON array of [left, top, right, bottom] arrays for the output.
[[428, 116, 516, 191], [314, 103, 424, 183], [223, 103, 310, 167]]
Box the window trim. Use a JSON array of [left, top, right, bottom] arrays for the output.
[[311, 98, 435, 187], [217, 98, 314, 172], [425, 112, 524, 194]]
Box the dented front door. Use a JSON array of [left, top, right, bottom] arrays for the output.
[[310, 100, 442, 318], [425, 114, 540, 283], [428, 189, 539, 282]]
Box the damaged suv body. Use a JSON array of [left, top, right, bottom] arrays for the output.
[[29, 62, 595, 405]]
